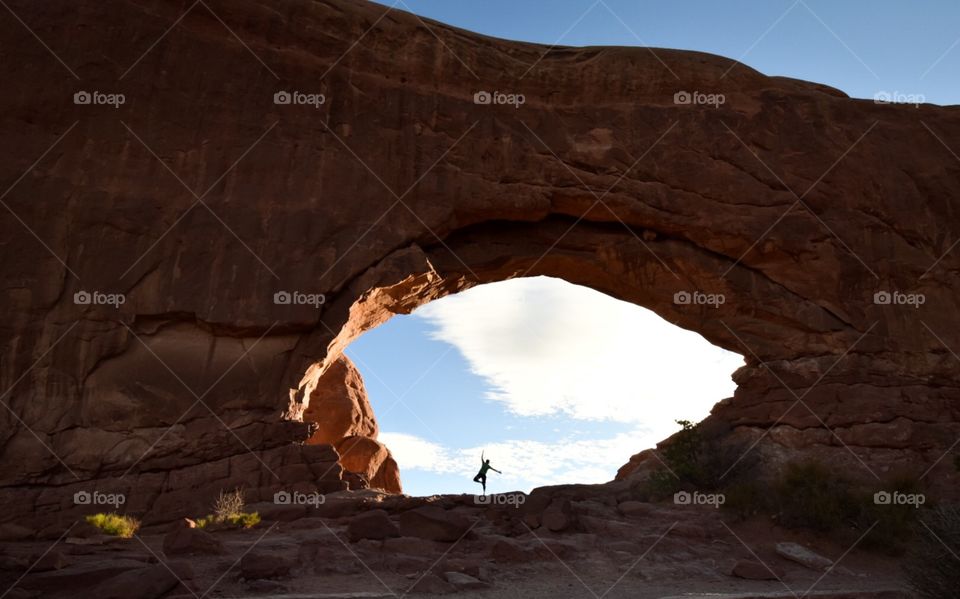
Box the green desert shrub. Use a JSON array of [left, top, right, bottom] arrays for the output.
[[196, 511, 260, 530], [85, 512, 140, 538], [195, 488, 260, 530], [640, 420, 927, 556], [213, 488, 246, 519], [761, 462, 924, 554], [772, 461, 859, 532], [904, 504, 960, 599], [722, 479, 773, 520], [642, 419, 756, 501]]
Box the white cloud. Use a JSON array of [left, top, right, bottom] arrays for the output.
[[378, 432, 458, 473], [414, 276, 743, 441], [381, 427, 667, 491]]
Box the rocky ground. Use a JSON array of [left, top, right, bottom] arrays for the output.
[[0, 484, 914, 599]]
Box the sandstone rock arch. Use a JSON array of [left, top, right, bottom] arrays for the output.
[[2, 0, 960, 534]]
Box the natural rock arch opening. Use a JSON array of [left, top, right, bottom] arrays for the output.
[[277, 207, 957, 505], [307, 274, 744, 496], [285, 222, 844, 498]]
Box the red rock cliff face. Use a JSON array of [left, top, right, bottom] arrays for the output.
[[1, 0, 960, 534]]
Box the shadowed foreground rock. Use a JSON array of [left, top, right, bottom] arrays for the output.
[[1, 489, 915, 598], [1, 0, 960, 535]]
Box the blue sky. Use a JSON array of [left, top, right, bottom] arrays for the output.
[[371, 0, 959, 105], [348, 2, 960, 496]]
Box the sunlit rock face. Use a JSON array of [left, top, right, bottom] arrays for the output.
[[2, 0, 960, 534], [303, 356, 379, 445], [303, 355, 402, 493]]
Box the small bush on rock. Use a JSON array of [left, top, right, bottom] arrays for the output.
[[85, 513, 140, 538], [213, 488, 246, 519], [642, 419, 756, 500], [195, 488, 260, 530], [196, 512, 260, 530]]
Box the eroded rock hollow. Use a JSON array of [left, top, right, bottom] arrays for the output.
[[2, 0, 960, 535]]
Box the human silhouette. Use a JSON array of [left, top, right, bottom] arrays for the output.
[[473, 451, 501, 495]]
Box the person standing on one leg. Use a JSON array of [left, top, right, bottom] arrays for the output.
[[473, 451, 501, 496]]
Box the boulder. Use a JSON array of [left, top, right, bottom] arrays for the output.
[[301, 356, 403, 494], [161, 520, 224, 556], [67, 521, 106, 540], [240, 551, 292, 580], [441, 558, 492, 581], [348, 509, 400, 542], [15, 558, 154, 594], [91, 564, 179, 599], [342, 471, 370, 490], [0, 524, 34, 541], [303, 356, 378, 444], [541, 499, 574, 532], [383, 536, 445, 557], [386, 554, 433, 575], [490, 538, 550, 563], [335, 436, 403, 494], [775, 542, 833, 571], [371, 455, 402, 494], [443, 571, 490, 590], [31, 551, 71, 572], [399, 506, 472, 542], [617, 501, 653, 518]]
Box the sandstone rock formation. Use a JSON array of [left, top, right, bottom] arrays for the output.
[[162, 519, 224, 556], [303, 356, 378, 444], [2, 0, 960, 536], [399, 505, 472, 542], [302, 355, 402, 493], [335, 435, 402, 493], [347, 508, 399, 541]]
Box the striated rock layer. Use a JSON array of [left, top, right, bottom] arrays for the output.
[[1, 0, 960, 533]]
